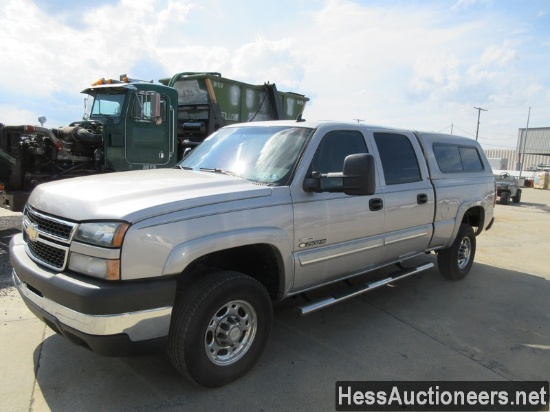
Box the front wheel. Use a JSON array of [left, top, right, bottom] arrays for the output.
[[168, 271, 272, 387], [500, 192, 510, 205], [437, 224, 476, 281]]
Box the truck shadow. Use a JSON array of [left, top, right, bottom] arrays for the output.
[[33, 260, 550, 411]]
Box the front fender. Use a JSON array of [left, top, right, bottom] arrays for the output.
[[162, 227, 294, 296]]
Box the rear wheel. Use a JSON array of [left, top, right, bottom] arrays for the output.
[[512, 189, 522, 203], [168, 271, 272, 387], [437, 224, 476, 281]]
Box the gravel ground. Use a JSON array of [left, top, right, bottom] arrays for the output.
[[0, 216, 22, 292]]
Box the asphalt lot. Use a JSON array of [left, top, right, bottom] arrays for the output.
[[1, 189, 549, 411]]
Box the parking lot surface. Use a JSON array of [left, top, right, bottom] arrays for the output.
[[1, 189, 549, 411]]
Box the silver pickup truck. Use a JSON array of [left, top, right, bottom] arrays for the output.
[[10, 120, 495, 387]]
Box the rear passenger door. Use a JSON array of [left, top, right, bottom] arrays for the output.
[[372, 131, 435, 262]]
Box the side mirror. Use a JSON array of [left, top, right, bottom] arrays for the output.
[[341, 153, 376, 195], [303, 153, 376, 196]]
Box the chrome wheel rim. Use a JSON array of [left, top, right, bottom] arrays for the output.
[[457, 237, 472, 269], [205, 300, 257, 366]]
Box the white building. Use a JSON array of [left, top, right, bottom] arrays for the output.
[[484, 127, 550, 171]]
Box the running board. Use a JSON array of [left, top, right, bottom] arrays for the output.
[[297, 262, 434, 316]]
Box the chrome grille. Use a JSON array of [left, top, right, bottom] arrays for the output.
[[25, 206, 76, 241], [23, 231, 68, 269], [23, 206, 77, 271]]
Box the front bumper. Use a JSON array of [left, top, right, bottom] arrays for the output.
[[10, 234, 177, 356]]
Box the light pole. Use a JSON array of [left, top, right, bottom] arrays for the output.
[[474, 107, 487, 141], [519, 107, 531, 178]]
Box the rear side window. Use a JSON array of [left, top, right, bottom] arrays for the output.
[[433, 144, 484, 173], [374, 132, 422, 185]]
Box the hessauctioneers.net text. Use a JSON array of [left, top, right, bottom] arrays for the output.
[[336, 381, 549, 411]]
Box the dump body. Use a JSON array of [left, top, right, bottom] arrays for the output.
[[159, 72, 308, 146]]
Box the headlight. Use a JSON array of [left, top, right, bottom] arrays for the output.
[[74, 222, 129, 247]]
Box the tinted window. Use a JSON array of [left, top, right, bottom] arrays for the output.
[[433, 144, 484, 173], [311, 130, 368, 174], [433, 145, 462, 173], [459, 147, 484, 171], [374, 133, 421, 185]]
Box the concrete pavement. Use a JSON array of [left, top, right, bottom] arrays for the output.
[[1, 189, 549, 411]]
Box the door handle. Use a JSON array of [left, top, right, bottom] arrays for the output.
[[417, 193, 428, 205], [369, 198, 384, 211]]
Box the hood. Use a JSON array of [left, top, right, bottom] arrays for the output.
[[28, 169, 272, 222]]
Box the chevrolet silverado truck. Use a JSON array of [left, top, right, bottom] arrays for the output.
[[10, 120, 496, 387]]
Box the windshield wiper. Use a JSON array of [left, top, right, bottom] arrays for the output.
[[199, 167, 240, 177], [175, 165, 193, 170]]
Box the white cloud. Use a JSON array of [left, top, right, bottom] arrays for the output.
[[410, 54, 462, 99], [0, 0, 548, 149], [477, 42, 517, 71]]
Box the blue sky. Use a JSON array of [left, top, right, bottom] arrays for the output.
[[1, 0, 549, 149]]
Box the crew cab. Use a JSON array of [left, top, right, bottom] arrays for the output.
[[10, 120, 495, 387]]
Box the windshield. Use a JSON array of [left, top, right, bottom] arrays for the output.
[[84, 92, 126, 119], [179, 125, 313, 185]]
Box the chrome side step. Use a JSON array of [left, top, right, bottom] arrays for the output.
[[297, 262, 434, 316]]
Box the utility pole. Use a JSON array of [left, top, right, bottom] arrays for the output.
[[519, 106, 531, 178], [474, 107, 487, 141]]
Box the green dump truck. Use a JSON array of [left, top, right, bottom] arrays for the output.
[[0, 72, 308, 211]]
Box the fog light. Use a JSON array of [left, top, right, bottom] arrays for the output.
[[69, 253, 120, 280]]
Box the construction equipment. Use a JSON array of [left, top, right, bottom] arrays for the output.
[[0, 72, 308, 211]]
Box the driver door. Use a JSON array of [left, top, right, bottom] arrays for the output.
[[125, 92, 172, 167], [291, 129, 386, 291]]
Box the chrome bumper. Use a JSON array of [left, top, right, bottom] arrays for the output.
[[13, 269, 172, 343]]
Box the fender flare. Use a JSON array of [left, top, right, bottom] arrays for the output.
[[445, 200, 486, 248], [162, 227, 294, 296]]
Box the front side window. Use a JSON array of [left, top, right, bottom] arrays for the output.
[[132, 92, 167, 121], [374, 132, 421, 185], [310, 130, 368, 174], [180, 126, 312, 185]]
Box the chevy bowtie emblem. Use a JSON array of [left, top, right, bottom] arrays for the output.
[[25, 223, 40, 241]]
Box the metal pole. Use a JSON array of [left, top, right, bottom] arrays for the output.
[[519, 107, 531, 178], [474, 107, 487, 141]]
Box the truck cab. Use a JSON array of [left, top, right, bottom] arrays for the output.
[[83, 80, 178, 171]]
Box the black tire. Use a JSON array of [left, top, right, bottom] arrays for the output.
[[168, 271, 272, 387], [437, 224, 476, 281], [500, 192, 510, 205], [512, 189, 522, 203]]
